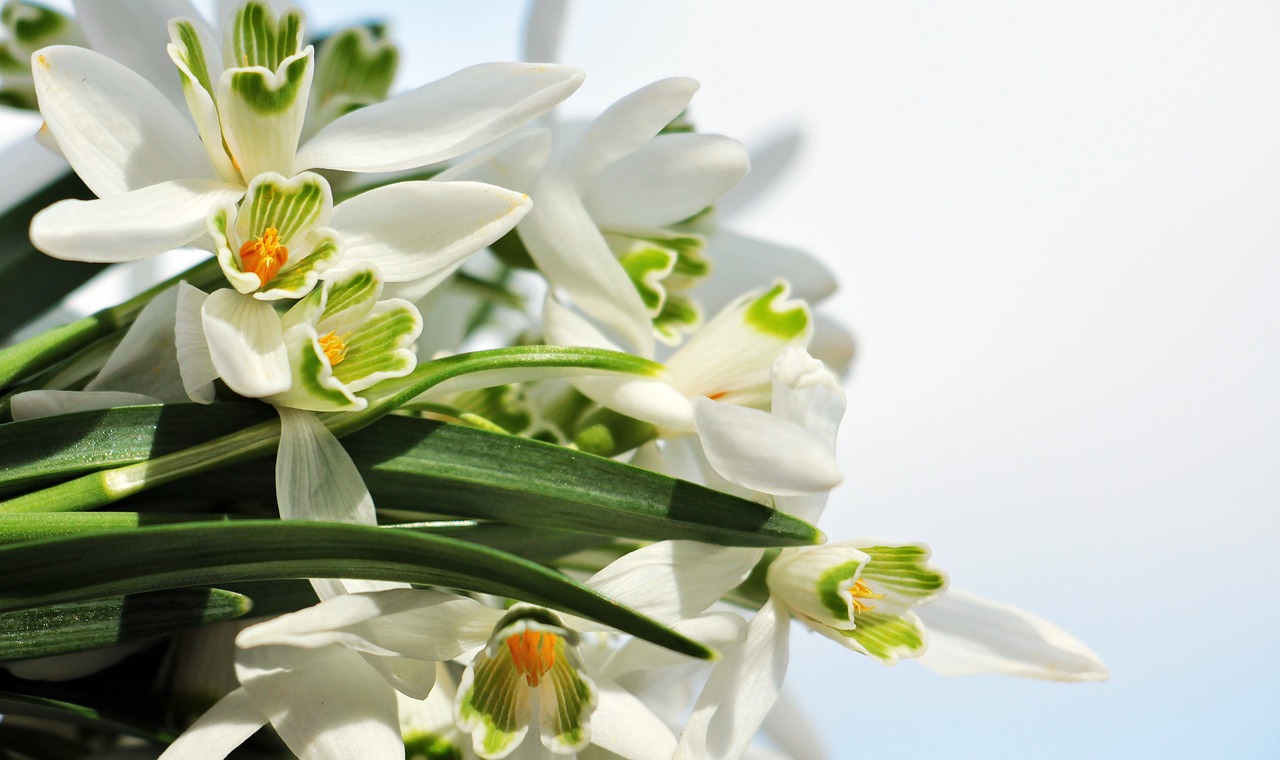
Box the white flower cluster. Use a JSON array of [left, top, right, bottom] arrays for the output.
[[0, 2, 1108, 759]]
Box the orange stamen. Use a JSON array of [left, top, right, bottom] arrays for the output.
[[505, 630, 557, 687], [706, 391, 728, 401], [317, 331, 347, 367], [239, 227, 288, 285], [850, 578, 885, 614]]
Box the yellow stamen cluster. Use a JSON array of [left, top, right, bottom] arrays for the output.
[[505, 630, 557, 687], [317, 331, 347, 367], [239, 227, 288, 285], [850, 578, 885, 614]]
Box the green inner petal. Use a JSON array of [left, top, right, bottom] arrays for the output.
[[243, 174, 330, 244], [333, 304, 420, 387], [458, 647, 528, 759], [859, 545, 948, 602], [817, 559, 866, 621], [312, 25, 398, 112], [744, 281, 810, 340], [171, 20, 215, 99], [541, 641, 594, 753], [228, 1, 304, 71], [838, 610, 927, 663]]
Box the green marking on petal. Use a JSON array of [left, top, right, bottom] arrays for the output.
[[316, 267, 380, 325], [3, 2, 75, 48], [403, 732, 463, 760], [291, 334, 361, 411], [170, 19, 215, 99], [838, 610, 927, 664], [241, 172, 331, 245], [228, 1, 303, 71], [858, 544, 948, 602], [311, 25, 397, 120], [816, 559, 866, 621], [653, 293, 701, 344], [228, 51, 310, 116], [618, 245, 676, 314], [332, 302, 420, 389], [744, 281, 810, 340], [458, 646, 528, 759], [540, 641, 595, 754]]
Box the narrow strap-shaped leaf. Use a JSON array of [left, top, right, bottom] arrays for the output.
[[0, 588, 251, 663], [0, 521, 714, 660], [0, 348, 661, 510], [0, 405, 821, 546]]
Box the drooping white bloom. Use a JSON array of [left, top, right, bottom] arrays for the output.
[[546, 286, 842, 495], [27, 1, 582, 265]]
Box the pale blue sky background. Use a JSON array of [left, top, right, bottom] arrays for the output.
[[6, 2, 1279, 757]]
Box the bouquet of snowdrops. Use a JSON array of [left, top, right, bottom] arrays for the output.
[[0, 2, 1107, 758]]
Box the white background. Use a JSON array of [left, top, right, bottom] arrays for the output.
[[6, 2, 1279, 757]]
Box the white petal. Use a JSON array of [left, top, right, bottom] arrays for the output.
[[587, 541, 761, 625], [87, 284, 190, 402], [433, 128, 551, 192], [589, 679, 678, 760], [31, 180, 244, 262], [676, 597, 790, 760], [693, 398, 842, 495], [275, 407, 376, 525], [72, 0, 205, 110], [584, 133, 749, 229], [31, 46, 212, 198], [333, 180, 531, 288], [759, 690, 829, 760], [770, 347, 845, 454], [522, 168, 654, 356], [175, 282, 218, 403], [809, 313, 855, 380], [157, 687, 266, 760], [201, 289, 291, 397], [915, 589, 1109, 682], [296, 62, 585, 173], [565, 77, 699, 193], [10, 390, 158, 421], [216, 49, 314, 179], [543, 297, 691, 429], [237, 588, 498, 665], [236, 647, 403, 760]]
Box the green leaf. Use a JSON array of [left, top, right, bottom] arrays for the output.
[[0, 588, 251, 663], [0, 405, 821, 547], [0, 521, 715, 660]]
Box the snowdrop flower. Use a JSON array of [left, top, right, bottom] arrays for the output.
[[454, 607, 596, 758], [546, 284, 843, 495], [160, 588, 691, 760], [180, 165, 527, 400], [521, 78, 747, 350], [28, 1, 582, 264]]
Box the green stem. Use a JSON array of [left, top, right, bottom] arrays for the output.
[[0, 346, 662, 513], [0, 257, 223, 390]]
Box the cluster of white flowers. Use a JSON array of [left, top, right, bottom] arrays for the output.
[[0, 1, 1108, 759]]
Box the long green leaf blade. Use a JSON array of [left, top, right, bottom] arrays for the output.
[[0, 405, 822, 546], [0, 588, 251, 663], [0, 521, 713, 659]]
